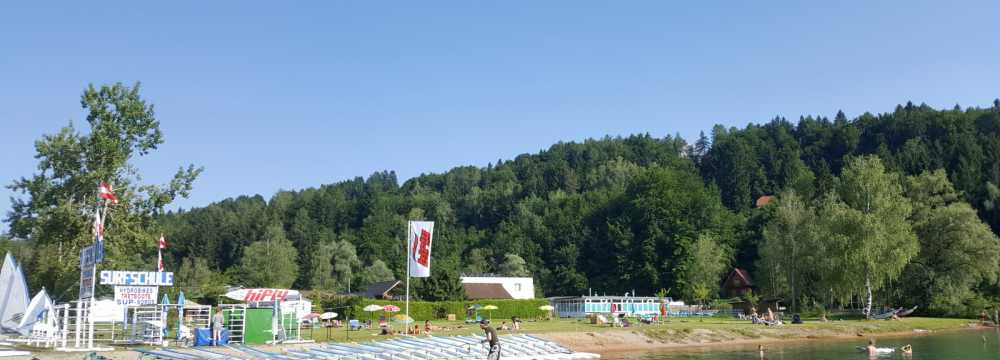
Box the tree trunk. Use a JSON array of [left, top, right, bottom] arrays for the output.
[[864, 277, 873, 320], [790, 269, 797, 313]]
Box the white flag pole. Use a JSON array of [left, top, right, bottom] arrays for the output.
[[405, 222, 410, 335]]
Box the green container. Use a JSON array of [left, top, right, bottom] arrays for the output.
[[224, 308, 275, 345], [244, 308, 275, 345]]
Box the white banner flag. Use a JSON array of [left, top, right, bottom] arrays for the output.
[[407, 221, 434, 278]]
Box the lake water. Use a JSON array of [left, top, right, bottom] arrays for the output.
[[610, 329, 1000, 360]]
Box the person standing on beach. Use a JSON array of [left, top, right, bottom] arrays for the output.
[[480, 319, 501, 360], [212, 306, 224, 346]]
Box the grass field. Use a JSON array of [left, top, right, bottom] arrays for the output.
[[299, 316, 974, 344]]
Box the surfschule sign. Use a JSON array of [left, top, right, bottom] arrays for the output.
[[99, 271, 174, 286]]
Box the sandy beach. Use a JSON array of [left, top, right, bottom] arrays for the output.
[[2, 317, 981, 359]]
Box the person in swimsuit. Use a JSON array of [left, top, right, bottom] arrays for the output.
[[900, 344, 912, 355], [480, 320, 501, 360]]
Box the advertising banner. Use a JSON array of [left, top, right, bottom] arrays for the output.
[[114, 286, 159, 306], [79, 266, 95, 299], [407, 221, 434, 277], [224, 288, 299, 302]]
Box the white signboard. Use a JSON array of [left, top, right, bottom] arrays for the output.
[[225, 288, 299, 302], [90, 299, 126, 322], [100, 270, 174, 286], [114, 286, 159, 306]]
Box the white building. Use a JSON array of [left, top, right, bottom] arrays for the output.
[[460, 276, 535, 299]]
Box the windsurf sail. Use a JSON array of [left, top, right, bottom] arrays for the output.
[[16, 289, 52, 336], [0, 253, 31, 333]]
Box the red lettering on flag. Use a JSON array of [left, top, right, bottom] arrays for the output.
[[416, 229, 431, 267]]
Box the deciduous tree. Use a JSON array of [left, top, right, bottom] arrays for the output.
[[6, 82, 201, 299]]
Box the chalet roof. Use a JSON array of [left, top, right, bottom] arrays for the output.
[[462, 283, 513, 300], [725, 268, 754, 288], [755, 196, 773, 208], [361, 280, 402, 299]]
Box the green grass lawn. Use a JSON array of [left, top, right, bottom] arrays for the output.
[[297, 316, 973, 344]]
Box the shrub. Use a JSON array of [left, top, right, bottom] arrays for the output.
[[315, 298, 551, 321]]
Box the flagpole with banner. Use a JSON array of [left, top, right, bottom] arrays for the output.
[[405, 234, 409, 334], [157, 234, 166, 272], [92, 183, 116, 349], [405, 221, 434, 334]]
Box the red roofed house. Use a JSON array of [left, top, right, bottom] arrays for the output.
[[755, 195, 773, 208]]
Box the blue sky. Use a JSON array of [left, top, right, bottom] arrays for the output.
[[2, 1, 999, 229]]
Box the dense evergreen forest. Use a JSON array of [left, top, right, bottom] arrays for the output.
[[5, 84, 1000, 317]]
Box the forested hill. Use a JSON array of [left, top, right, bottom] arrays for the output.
[[159, 100, 1000, 314]]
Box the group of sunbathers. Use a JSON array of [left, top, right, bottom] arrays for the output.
[[749, 307, 782, 326]]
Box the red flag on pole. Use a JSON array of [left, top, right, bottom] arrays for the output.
[[157, 234, 166, 272], [98, 182, 119, 204]]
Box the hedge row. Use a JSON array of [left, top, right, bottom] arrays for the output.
[[313, 295, 549, 321]]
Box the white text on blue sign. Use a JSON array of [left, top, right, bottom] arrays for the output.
[[99, 271, 174, 286]]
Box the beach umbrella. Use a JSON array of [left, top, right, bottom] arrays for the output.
[[482, 305, 498, 321], [363, 304, 383, 325], [320, 312, 338, 320], [539, 305, 554, 319], [392, 314, 414, 324], [468, 304, 483, 321], [381, 305, 401, 330], [319, 312, 336, 327], [176, 291, 186, 340], [160, 294, 171, 337], [175, 291, 186, 340]]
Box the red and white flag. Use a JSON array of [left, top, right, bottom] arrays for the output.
[[98, 182, 119, 204], [92, 209, 104, 242], [407, 221, 434, 278], [157, 234, 166, 272], [91, 207, 106, 262]]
